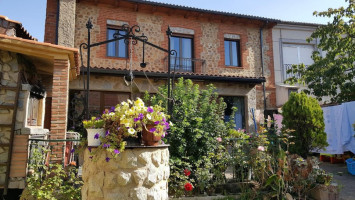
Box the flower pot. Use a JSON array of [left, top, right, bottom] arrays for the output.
[[142, 125, 161, 146], [86, 128, 105, 147]]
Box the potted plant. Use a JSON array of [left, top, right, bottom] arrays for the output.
[[83, 117, 105, 147], [84, 98, 172, 161], [141, 104, 170, 146]]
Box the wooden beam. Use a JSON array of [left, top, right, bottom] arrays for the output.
[[134, 4, 139, 12]]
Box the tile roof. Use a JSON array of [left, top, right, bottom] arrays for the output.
[[86, 66, 266, 83], [0, 34, 80, 75], [125, 0, 280, 23], [0, 15, 36, 40]]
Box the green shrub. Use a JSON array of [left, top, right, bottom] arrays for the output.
[[145, 78, 233, 195], [282, 92, 328, 157], [21, 147, 82, 200]]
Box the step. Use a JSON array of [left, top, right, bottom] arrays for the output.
[[0, 104, 15, 109], [0, 144, 10, 147], [0, 123, 12, 127], [0, 162, 7, 166], [0, 86, 17, 91]]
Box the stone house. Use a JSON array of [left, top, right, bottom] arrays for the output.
[[0, 15, 79, 191], [45, 0, 278, 131], [272, 21, 329, 107]]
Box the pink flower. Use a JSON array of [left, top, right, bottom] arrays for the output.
[[216, 137, 222, 142], [257, 146, 265, 151]]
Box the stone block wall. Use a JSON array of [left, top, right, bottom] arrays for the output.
[[82, 147, 169, 200]]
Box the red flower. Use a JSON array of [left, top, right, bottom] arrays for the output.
[[184, 169, 191, 176], [184, 182, 193, 191]]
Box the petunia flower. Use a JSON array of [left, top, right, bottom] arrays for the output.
[[138, 113, 144, 120], [147, 107, 154, 113], [114, 149, 120, 154], [146, 114, 152, 120], [94, 133, 99, 139], [216, 137, 222, 142], [128, 128, 136, 135], [154, 121, 160, 125], [88, 147, 92, 152], [105, 130, 110, 136], [257, 146, 265, 152], [89, 156, 93, 159], [149, 127, 156, 132], [70, 148, 75, 153], [103, 143, 110, 148], [105, 157, 110, 162]]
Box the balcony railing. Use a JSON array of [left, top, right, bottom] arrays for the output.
[[283, 64, 307, 81], [164, 56, 206, 73], [28, 132, 81, 167]]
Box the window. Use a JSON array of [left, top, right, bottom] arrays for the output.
[[224, 40, 241, 67], [223, 96, 245, 129], [170, 36, 193, 72], [27, 96, 44, 127], [282, 44, 314, 80], [107, 28, 128, 58]]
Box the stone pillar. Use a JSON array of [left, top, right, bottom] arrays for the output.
[[57, 0, 76, 47], [82, 146, 170, 200], [50, 59, 70, 162]]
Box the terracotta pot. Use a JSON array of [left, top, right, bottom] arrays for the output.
[[142, 124, 161, 146]]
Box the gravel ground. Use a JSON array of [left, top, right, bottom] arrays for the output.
[[320, 162, 355, 200]]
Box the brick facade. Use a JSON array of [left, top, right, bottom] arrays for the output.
[[50, 59, 70, 161], [44, 0, 58, 44], [45, 0, 277, 131]]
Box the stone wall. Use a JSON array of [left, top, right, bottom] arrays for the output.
[[82, 147, 169, 200], [0, 50, 22, 186]]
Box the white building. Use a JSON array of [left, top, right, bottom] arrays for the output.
[[272, 21, 328, 107]]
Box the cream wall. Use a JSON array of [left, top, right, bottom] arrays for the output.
[[272, 23, 319, 107]]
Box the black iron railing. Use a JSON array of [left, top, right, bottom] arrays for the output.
[[28, 136, 81, 167], [165, 56, 206, 73]]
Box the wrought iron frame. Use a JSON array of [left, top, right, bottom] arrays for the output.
[[79, 19, 177, 120]]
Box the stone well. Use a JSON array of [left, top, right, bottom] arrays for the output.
[[81, 145, 170, 200]]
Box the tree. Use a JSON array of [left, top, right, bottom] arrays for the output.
[[286, 0, 355, 103], [282, 92, 328, 157]]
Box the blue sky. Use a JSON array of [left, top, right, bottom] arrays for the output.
[[0, 0, 348, 42]]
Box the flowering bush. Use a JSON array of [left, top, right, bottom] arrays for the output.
[[82, 116, 104, 129]]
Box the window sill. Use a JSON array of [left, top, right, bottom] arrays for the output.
[[105, 56, 128, 60], [223, 66, 244, 69]]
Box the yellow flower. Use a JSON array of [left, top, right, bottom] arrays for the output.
[[134, 98, 145, 108], [127, 99, 133, 104], [147, 114, 152, 120]]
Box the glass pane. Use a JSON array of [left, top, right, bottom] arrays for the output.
[[182, 38, 192, 71], [231, 41, 238, 66], [181, 38, 192, 59], [223, 96, 245, 129], [224, 41, 230, 66], [107, 29, 116, 57], [233, 97, 244, 129], [170, 37, 180, 69], [118, 30, 127, 58]]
